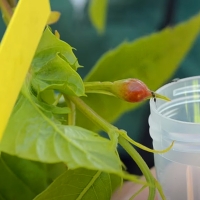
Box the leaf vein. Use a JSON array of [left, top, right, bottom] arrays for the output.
[[76, 171, 101, 200]]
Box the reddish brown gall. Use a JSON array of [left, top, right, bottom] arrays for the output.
[[112, 79, 152, 102]]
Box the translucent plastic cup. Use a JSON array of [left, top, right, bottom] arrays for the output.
[[149, 76, 200, 200]]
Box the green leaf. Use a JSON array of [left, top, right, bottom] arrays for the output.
[[39, 89, 55, 104], [34, 168, 122, 200], [78, 13, 200, 131], [88, 0, 108, 34], [1, 86, 122, 174], [31, 53, 85, 97], [36, 101, 70, 115], [0, 152, 66, 200], [32, 26, 81, 71]]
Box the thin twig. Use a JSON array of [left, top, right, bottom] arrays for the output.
[[0, 0, 13, 24], [64, 95, 76, 126], [130, 185, 147, 200], [7, 0, 16, 7]]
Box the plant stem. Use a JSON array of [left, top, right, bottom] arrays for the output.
[[69, 96, 113, 133], [130, 185, 147, 200], [0, 0, 13, 25], [69, 96, 160, 199], [64, 95, 76, 126], [118, 136, 156, 200], [84, 81, 115, 96], [53, 93, 62, 106]]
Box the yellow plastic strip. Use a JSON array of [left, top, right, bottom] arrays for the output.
[[0, 0, 51, 140]]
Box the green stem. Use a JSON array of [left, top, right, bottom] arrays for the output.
[[53, 93, 62, 106], [69, 96, 160, 199], [119, 129, 174, 154], [69, 96, 113, 133], [118, 136, 156, 200], [84, 81, 115, 96], [64, 95, 76, 126], [130, 185, 147, 200], [0, 0, 13, 25]]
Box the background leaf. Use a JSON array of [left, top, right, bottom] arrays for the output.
[[1, 87, 122, 175], [88, 0, 108, 34], [76, 14, 200, 131], [34, 168, 122, 200], [0, 152, 66, 200]]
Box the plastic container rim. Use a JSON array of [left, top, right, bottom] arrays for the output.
[[149, 75, 200, 126]]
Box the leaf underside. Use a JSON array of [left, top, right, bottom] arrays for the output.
[[34, 168, 122, 200], [0, 152, 66, 200], [1, 87, 122, 174]]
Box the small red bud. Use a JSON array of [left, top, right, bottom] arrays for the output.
[[111, 78, 170, 103], [112, 79, 152, 102]]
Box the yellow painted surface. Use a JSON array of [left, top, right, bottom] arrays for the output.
[[0, 0, 51, 140]]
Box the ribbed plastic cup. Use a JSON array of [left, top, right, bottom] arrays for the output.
[[149, 76, 200, 200]]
